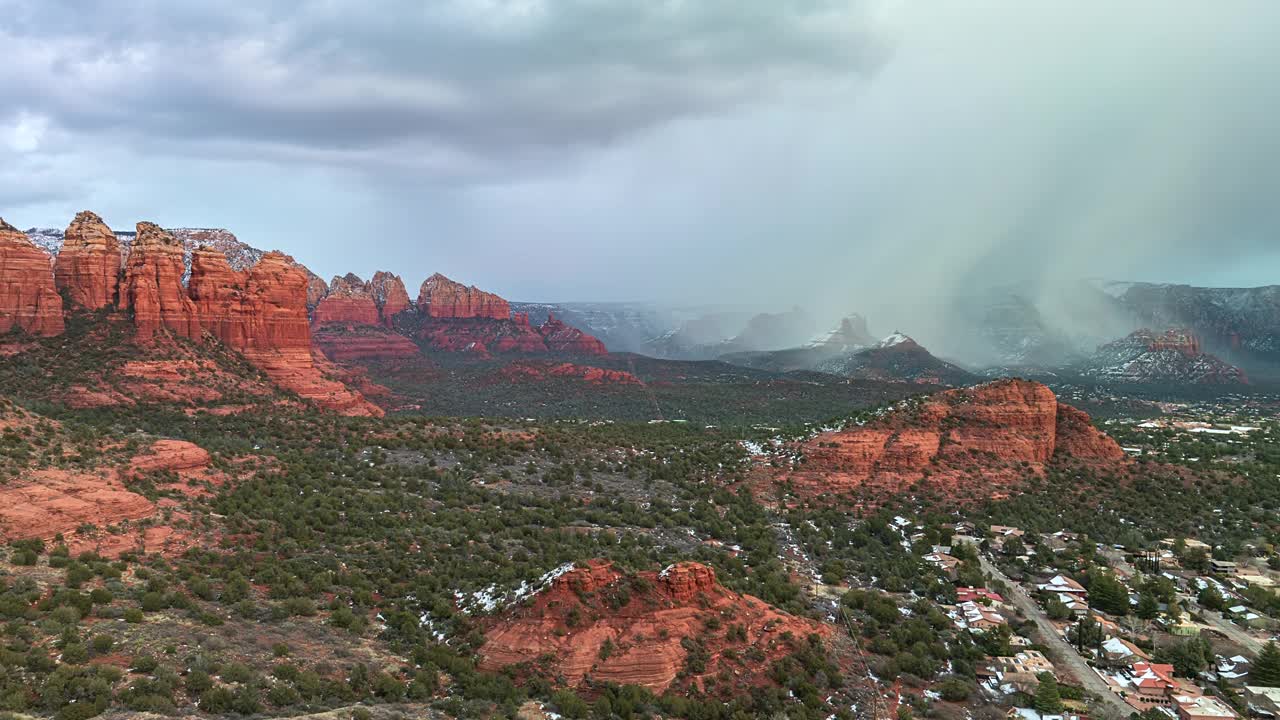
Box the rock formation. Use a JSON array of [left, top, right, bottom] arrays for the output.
[[479, 560, 828, 694], [119, 223, 201, 340], [368, 271, 411, 324], [0, 219, 65, 336], [129, 439, 212, 475], [1081, 328, 1248, 385], [539, 313, 608, 355], [771, 379, 1126, 501], [492, 361, 640, 385], [313, 273, 380, 326], [417, 273, 510, 319], [54, 211, 121, 311], [313, 325, 421, 363]]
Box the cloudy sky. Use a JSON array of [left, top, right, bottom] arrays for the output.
[[2, 0, 1277, 322]]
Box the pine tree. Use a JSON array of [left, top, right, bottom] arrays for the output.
[[1137, 592, 1160, 620], [1254, 641, 1280, 687], [1034, 672, 1064, 714]]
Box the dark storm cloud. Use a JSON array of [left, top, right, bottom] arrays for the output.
[[0, 0, 885, 176]]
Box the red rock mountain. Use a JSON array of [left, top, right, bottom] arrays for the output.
[[368, 271, 411, 324], [0, 219, 65, 336], [539, 312, 607, 355], [54, 211, 121, 311], [771, 379, 1126, 502], [418, 273, 509, 319], [478, 560, 828, 694], [313, 273, 380, 326]]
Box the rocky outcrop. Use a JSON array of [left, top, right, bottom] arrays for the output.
[[54, 211, 122, 311], [129, 439, 212, 476], [492, 361, 640, 385], [368, 271, 411, 324], [771, 379, 1126, 502], [313, 273, 380, 326], [305, 272, 329, 311], [479, 560, 828, 694], [539, 313, 608, 354], [418, 273, 510, 320], [0, 219, 65, 336], [119, 223, 201, 340], [814, 333, 976, 385], [1081, 328, 1248, 385]]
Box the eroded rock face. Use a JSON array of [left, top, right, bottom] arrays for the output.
[[368, 271, 411, 324], [418, 273, 510, 320], [479, 560, 828, 694], [54, 211, 122, 311], [492, 361, 640, 385], [313, 273, 380, 326], [0, 219, 65, 336], [313, 325, 421, 363], [119, 223, 200, 340], [773, 379, 1126, 501], [539, 313, 608, 355]]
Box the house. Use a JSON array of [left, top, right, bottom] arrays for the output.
[[1006, 709, 1086, 720], [1236, 572, 1275, 590], [1173, 694, 1238, 720], [957, 587, 1005, 604], [1162, 538, 1213, 553], [1210, 560, 1239, 576], [1213, 655, 1250, 686], [925, 552, 961, 581], [1039, 575, 1088, 596], [1244, 686, 1280, 717], [989, 525, 1026, 552], [1128, 662, 1179, 707], [1057, 592, 1090, 617], [989, 651, 1055, 695], [958, 601, 1007, 631], [1102, 637, 1151, 663]]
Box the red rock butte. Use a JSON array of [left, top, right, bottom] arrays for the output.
[[772, 378, 1127, 501], [0, 218, 65, 336], [478, 560, 828, 694]]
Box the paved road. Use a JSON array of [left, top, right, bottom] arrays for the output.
[[1201, 610, 1264, 654], [978, 554, 1131, 720]]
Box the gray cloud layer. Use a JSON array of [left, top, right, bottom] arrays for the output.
[[1, 0, 1277, 350]]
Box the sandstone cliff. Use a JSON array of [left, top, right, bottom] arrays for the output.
[[54, 211, 121, 311], [119, 223, 201, 340], [418, 273, 510, 319], [0, 218, 65, 336]]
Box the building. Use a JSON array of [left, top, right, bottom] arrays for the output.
[[957, 601, 1007, 631], [1173, 694, 1238, 720], [925, 552, 961, 581], [957, 587, 1005, 604], [1127, 662, 1179, 708], [1244, 686, 1280, 717], [1038, 575, 1088, 596], [989, 651, 1056, 695], [1102, 637, 1151, 663], [1210, 560, 1240, 576]]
